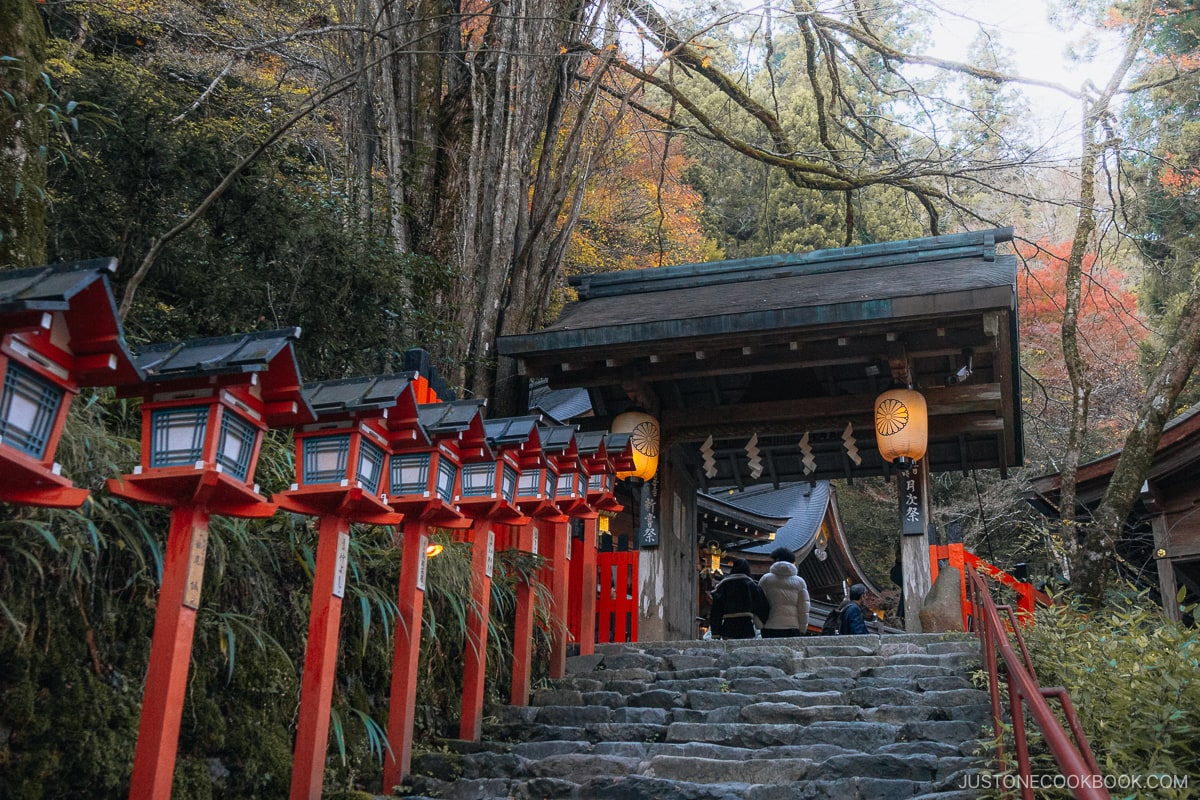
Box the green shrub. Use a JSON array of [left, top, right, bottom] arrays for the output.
[[1019, 590, 1199, 798]]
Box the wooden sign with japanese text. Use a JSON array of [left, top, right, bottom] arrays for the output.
[[416, 534, 428, 591], [898, 460, 929, 536], [332, 531, 350, 598], [183, 526, 209, 609], [638, 479, 660, 548]]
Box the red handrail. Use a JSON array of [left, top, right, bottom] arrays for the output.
[[968, 565, 1108, 799]]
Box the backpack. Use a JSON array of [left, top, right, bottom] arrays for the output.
[[822, 600, 851, 636]]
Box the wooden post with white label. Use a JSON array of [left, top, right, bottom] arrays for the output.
[[289, 515, 352, 800]]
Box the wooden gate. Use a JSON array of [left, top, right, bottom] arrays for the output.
[[595, 550, 638, 643]]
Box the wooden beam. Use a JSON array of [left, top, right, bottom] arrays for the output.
[[527, 321, 1000, 388], [660, 385, 1004, 435]]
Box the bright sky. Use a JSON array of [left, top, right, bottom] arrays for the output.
[[930, 0, 1127, 148]]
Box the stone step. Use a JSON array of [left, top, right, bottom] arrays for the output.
[[489, 700, 990, 741], [644, 751, 980, 785], [402, 635, 988, 800], [664, 719, 985, 751], [403, 769, 984, 800]]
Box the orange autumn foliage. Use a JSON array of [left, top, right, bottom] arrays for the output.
[[566, 102, 710, 274], [1017, 240, 1148, 436]]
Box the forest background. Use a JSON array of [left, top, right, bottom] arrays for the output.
[[1, 0, 1199, 796]]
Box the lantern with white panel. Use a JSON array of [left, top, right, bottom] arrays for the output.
[[112, 331, 313, 516], [0, 259, 141, 507], [108, 329, 314, 800], [507, 423, 565, 707], [275, 375, 414, 800], [386, 400, 488, 526], [381, 398, 485, 790], [454, 416, 540, 742]]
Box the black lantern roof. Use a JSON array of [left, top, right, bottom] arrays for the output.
[[0, 257, 120, 312], [137, 328, 300, 378], [302, 373, 419, 418], [479, 416, 540, 464], [417, 399, 487, 436], [574, 430, 607, 456], [0, 258, 141, 386], [484, 416, 540, 450], [130, 328, 313, 426], [538, 424, 579, 456]]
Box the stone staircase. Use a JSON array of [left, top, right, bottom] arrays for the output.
[[398, 634, 991, 800]]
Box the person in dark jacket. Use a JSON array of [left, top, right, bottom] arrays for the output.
[[709, 558, 768, 639], [840, 583, 871, 635]]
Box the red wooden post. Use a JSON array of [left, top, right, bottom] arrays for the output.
[[946, 542, 969, 629], [382, 521, 429, 792], [567, 531, 582, 647], [544, 519, 570, 679], [459, 517, 495, 741], [576, 517, 598, 654], [509, 521, 537, 706], [129, 506, 210, 800], [566, 517, 597, 654], [289, 515, 351, 800]]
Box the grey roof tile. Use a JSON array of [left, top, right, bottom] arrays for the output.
[[302, 373, 417, 414], [708, 482, 832, 554], [136, 328, 302, 378]]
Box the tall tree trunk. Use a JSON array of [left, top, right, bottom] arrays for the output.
[[335, 0, 380, 224], [379, 0, 599, 404], [0, 0, 48, 268], [1058, 0, 1154, 602], [1079, 274, 1200, 599]]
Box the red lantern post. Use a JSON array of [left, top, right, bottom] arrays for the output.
[[508, 424, 575, 706], [453, 416, 537, 741], [274, 375, 417, 800], [544, 450, 586, 680], [0, 259, 140, 507], [566, 432, 633, 658], [108, 329, 313, 800], [379, 399, 484, 791]]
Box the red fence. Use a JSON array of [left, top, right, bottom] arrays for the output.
[[596, 550, 638, 643], [930, 543, 1050, 629]]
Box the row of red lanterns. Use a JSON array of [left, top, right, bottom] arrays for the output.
[[0, 260, 644, 800]]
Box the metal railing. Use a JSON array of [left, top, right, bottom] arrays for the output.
[[967, 564, 1109, 799]]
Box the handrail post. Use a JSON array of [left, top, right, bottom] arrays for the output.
[[1008, 670, 1034, 800]]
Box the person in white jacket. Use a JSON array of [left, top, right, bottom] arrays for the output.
[[758, 546, 810, 637]]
